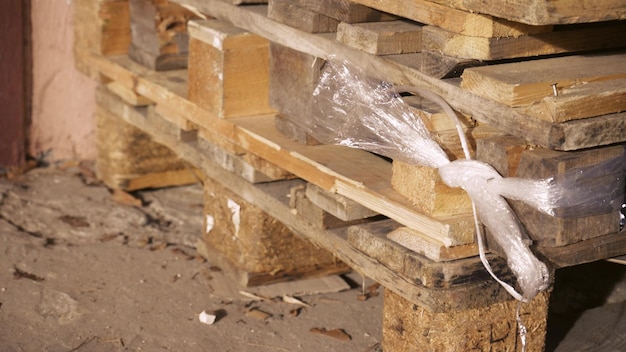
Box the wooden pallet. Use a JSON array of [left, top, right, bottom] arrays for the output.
[[75, 1, 626, 350]]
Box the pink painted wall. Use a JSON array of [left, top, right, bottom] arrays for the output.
[[30, 0, 97, 161]]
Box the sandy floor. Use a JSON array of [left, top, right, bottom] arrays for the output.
[[1, 164, 625, 351]]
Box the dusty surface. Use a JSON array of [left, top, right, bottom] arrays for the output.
[[1, 164, 626, 351]]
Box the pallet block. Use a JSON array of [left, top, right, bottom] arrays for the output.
[[383, 289, 550, 352], [128, 0, 198, 70], [269, 43, 325, 143], [476, 135, 625, 247], [187, 19, 274, 118], [202, 176, 347, 286], [96, 86, 198, 191]]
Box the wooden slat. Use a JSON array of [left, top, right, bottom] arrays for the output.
[[340, 0, 553, 38], [336, 20, 423, 55], [423, 22, 626, 61], [424, 0, 626, 25], [461, 52, 626, 107]]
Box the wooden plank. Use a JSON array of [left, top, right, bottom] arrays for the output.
[[423, 22, 626, 61], [293, 185, 381, 229], [347, 220, 510, 288], [383, 289, 550, 352], [171, 0, 626, 151], [106, 81, 153, 106], [187, 19, 275, 118], [425, 0, 626, 25], [336, 20, 423, 55], [536, 231, 626, 268], [274, 114, 320, 146], [293, 0, 397, 23], [461, 52, 626, 108], [418, 50, 482, 79], [520, 78, 626, 123], [342, 0, 553, 38], [268, 0, 339, 34], [386, 227, 479, 262], [305, 183, 379, 221]]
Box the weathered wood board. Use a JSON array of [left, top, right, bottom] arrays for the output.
[[268, 0, 339, 34], [347, 220, 510, 288], [461, 52, 626, 109], [305, 183, 379, 221], [423, 22, 626, 61], [338, 0, 553, 38], [337, 20, 423, 55], [423, 0, 626, 25]]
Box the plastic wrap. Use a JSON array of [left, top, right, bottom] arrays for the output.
[[291, 59, 625, 301]]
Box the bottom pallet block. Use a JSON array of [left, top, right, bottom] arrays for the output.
[[95, 94, 198, 191], [383, 289, 550, 352], [202, 176, 348, 286]]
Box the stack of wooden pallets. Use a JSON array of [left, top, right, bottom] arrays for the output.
[[73, 0, 626, 351]]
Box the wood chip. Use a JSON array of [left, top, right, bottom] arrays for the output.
[[283, 295, 311, 307], [12, 266, 44, 282], [310, 327, 351, 341], [58, 215, 90, 228], [111, 189, 142, 207], [239, 291, 270, 301], [245, 308, 272, 320]]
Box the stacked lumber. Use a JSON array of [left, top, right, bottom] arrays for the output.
[[73, 0, 626, 350], [128, 0, 200, 70]]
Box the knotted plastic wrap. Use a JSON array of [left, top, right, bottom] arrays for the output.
[[284, 58, 626, 301]]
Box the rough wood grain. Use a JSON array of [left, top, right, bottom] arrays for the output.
[[461, 52, 626, 108], [343, 0, 553, 38], [268, 0, 339, 34], [95, 87, 196, 190], [337, 20, 423, 55], [305, 183, 379, 221], [386, 226, 479, 262], [202, 175, 346, 286], [423, 22, 626, 61], [187, 19, 274, 118], [383, 289, 550, 352], [428, 0, 626, 25], [347, 220, 511, 288], [293, 0, 397, 23], [74, 0, 131, 56]]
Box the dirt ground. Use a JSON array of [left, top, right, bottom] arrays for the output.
[[1, 164, 626, 351]]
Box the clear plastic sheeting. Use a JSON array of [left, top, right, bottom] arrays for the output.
[[289, 58, 625, 302]]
